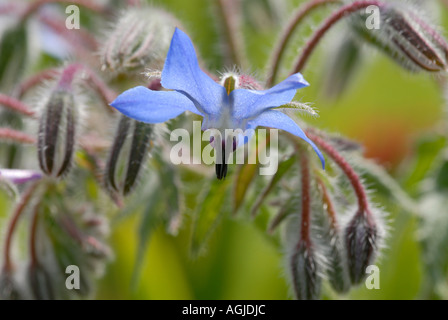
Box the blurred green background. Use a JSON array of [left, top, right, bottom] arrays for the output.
[[94, 0, 445, 299]]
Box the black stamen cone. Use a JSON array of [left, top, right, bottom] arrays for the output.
[[216, 150, 227, 180], [215, 139, 230, 180]]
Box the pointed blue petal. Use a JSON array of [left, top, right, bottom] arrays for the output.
[[231, 73, 309, 120], [247, 110, 325, 168], [110, 86, 202, 123], [161, 28, 226, 116]]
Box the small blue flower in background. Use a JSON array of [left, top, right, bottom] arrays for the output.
[[0, 169, 42, 184], [111, 28, 325, 177]]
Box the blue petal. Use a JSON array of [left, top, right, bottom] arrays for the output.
[[247, 110, 325, 168], [110, 86, 202, 123], [161, 28, 226, 116], [231, 73, 309, 120]]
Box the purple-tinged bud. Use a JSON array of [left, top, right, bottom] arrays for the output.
[[37, 88, 77, 178], [315, 177, 351, 293], [344, 210, 378, 284], [100, 7, 179, 74], [290, 240, 322, 300], [37, 64, 82, 178], [104, 115, 154, 196], [351, 3, 448, 73]]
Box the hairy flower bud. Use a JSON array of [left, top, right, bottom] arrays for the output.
[[350, 3, 448, 72], [37, 88, 78, 178], [344, 210, 378, 284], [290, 241, 322, 300], [105, 115, 154, 196], [100, 7, 179, 74], [314, 179, 351, 293], [326, 229, 351, 293]]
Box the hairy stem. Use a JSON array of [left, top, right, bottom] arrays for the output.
[[58, 64, 117, 112], [0, 94, 35, 117], [316, 175, 338, 229], [267, 0, 340, 86], [306, 131, 370, 218], [84, 70, 117, 111], [0, 128, 36, 144], [299, 147, 311, 244], [58, 64, 82, 90], [2, 181, 41, 272], [15, 69, 59, 99], [292, 0, 384, 74], [29, 204, 40, 267]]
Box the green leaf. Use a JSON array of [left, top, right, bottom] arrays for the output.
[[323, 32, 361, 100], [250, 154, 296, 217], [435, 160, 448, 192], [233, 162, 258, 213], [190, 177, 231, 257], [153, 152, 182, 235], [0, 22, 28, 92], [132, 185, 164, 290], [404, 135, 446, 195]]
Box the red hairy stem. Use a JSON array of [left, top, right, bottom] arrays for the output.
[[299, 148, 311, 244], [0, 128, 37, 144], [0, 94, 35, 117], [57, 64, 117, 112], [15, 68, 59, 99], [29, 204, 41, 267], [316, 176, 338, 229], [84, 70, 117, 110], [3, 181, 41, 272], [58, 63, 82, 90], [292, 0, 384, 74], [267, 0, 340, 86], [306, 131, 370, 219]]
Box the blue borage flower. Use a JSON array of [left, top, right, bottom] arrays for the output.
[[111, 28, 325, 178]]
